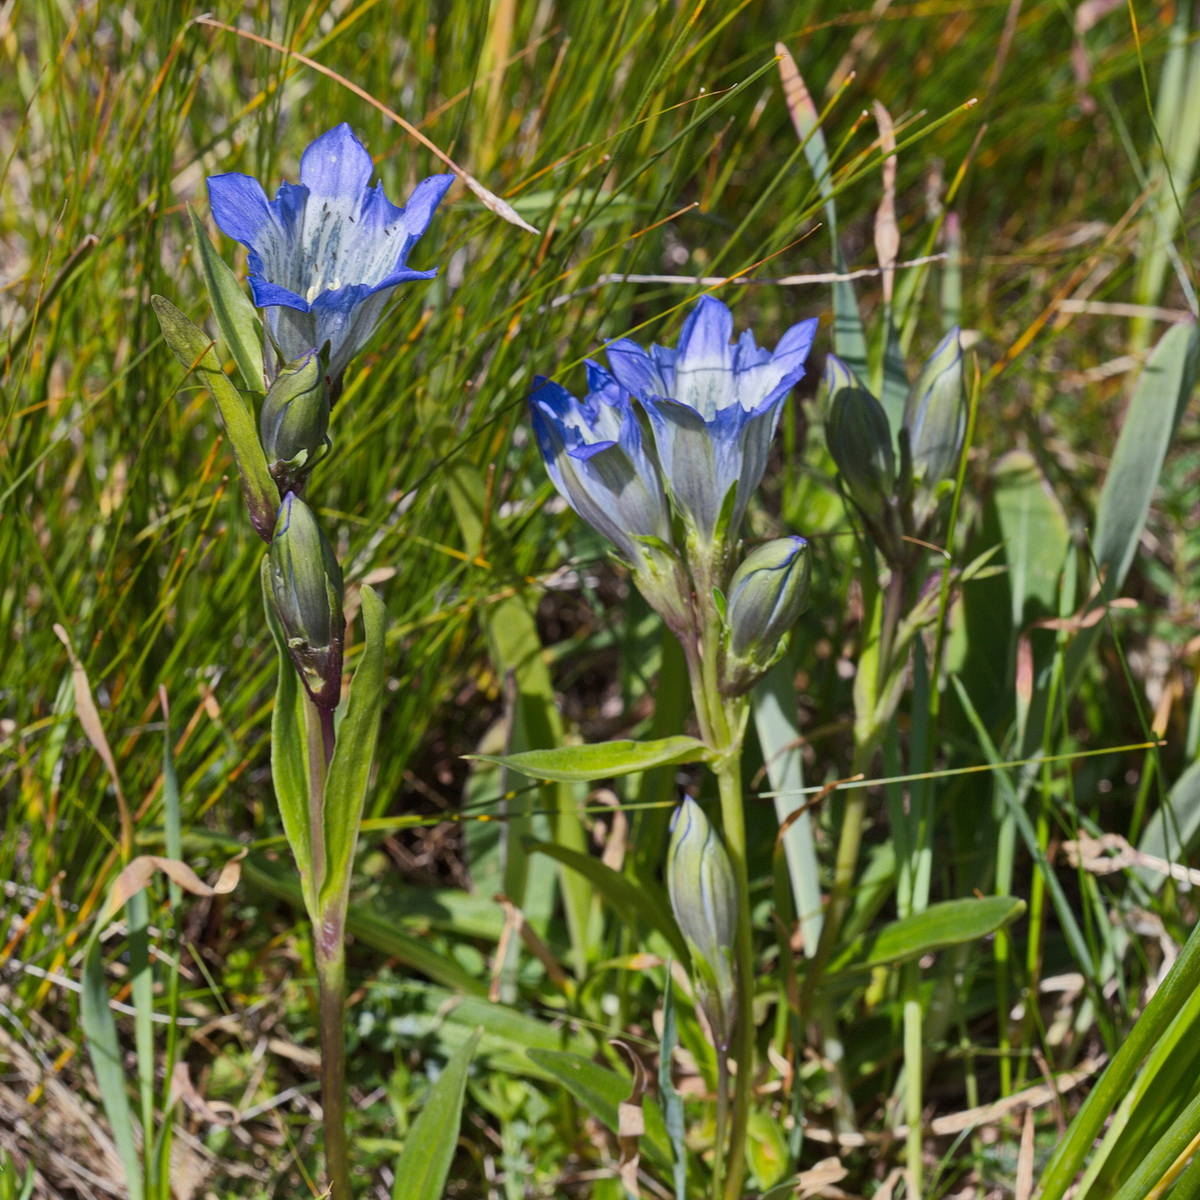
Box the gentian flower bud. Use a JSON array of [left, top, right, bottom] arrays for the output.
[[903, 327, 965, 503], [269, 492, 344, 708], [724, 536, 810, 692], [667, 798, 738, 1050], [260, 350, 330, 493], [825, 354, 895, 521]]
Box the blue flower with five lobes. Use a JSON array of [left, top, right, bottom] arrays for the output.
[[207, 123, 454, 383], [530, 363, 692, 632], [603, 296, 818, 546]]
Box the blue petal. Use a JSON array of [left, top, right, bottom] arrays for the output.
[[607, 338, 668, 398], [249, 277, 310, 312], [396, 174, 456, 238], [208, 173, 274, 246], [642, 396, 723, 538], [299, 123, 374, 200], [715, 396, 785, 532], [570, 439, 619, 461], [530, 377, 586, 431], [676, 296, 734, 374], [770, 317, 819, 376]]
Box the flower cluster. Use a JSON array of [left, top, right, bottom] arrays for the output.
[[530, 296, 816, 691]]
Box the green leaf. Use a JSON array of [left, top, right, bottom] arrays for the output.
[[992, 450, 1071, 626], [470, 736, 710, 782], [81, 935, 144, 1200], [829, 896, 1026, 974], [151, 294, 278, 542], [753, 657, 823, 955], [261, 559, 314, 911], [1092, 320, 1199, 597], [1076, 983, 1200, 1199], [527, 840, 690, 964], [391, 1030, 480, 1200], [877, 313, 909, 439], [526, 1050, 674, 1170], [1032, 872, 1200, 1200], [320, 585, 387, 912], [188, 206, 264, 395], [1137, 757, 1200, 892]]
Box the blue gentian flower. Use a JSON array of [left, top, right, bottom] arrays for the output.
[[605, 296, 818, 545], [207, 123, 454, 382], [529, 362, 672, 566], [530, 364, 693, 633]]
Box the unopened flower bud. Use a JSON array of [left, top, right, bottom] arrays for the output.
[[825, 355, 895, 521], [260, 350, 330, 492], [667, 798, 738, 1050], [269, 492, 344, 708], [903, 327, 965, 497], [723, 537, 810, 691]]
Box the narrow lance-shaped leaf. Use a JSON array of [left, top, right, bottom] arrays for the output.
[[81, 934, 145, 1200], [152, 295, 279, 542], [828, 895, 1026, 975], [261, 559, 314, 912], [470, 735, 711, 783], [1092, 320, 1199, 597], [320, 585, 387, 913], [188, 205, 264, 395], [391, 1029, 481, 1200]]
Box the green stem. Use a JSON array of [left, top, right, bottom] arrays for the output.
[[716, 745, 754, 1200], [316, 918, 352, 1197], [713, 1055, 729, 1200], [903, 963, 924, 1199], [304, 692, 352, 1197]]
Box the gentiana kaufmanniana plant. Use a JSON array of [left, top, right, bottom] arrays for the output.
[[520, 295, 817, 1200], [152, 123, 453, 1199]]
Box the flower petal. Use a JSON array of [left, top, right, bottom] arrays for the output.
[[673, 297, 736, 418], [299, 123, 374, 200], [606, 337, 668, 398], [249, 277, 311, 312], [643, 396, 724, 538], [396, 173, 456, 238], [207, 173, 274, 245], [676, 296, 734, 373]]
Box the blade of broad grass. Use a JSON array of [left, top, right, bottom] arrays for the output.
[[659, 972, 688, 1200], [777, 42, 868, 379], [391, 1029, 481, 1200], [526, 840, 689, 964], [81, 935, 144, 1200], [753, 656, 823, 955], [1077, 984, 1200, 1200], [1037, 881, 1200, 1198], [526, 1049, 675, 1171]]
